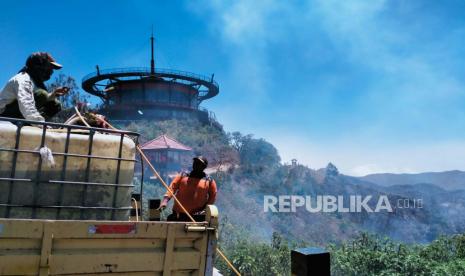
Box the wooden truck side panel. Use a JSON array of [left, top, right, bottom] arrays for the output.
[[0, 217, 218, 276]]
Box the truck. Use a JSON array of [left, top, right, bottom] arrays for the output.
[[0, 117, 219, 276]]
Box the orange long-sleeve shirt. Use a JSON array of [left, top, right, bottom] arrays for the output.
[[164, 174, 217, 214]]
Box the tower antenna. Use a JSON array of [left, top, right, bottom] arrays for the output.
[[150, 25, 155, 74]]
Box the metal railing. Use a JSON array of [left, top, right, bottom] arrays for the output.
[[82, 67, 219, 88], [0, 117, 140, 220]]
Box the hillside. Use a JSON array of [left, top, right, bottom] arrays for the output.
[[121, 118, 465, 245], [218, 163, 465, 244]]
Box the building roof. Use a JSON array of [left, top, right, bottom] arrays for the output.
[[140, 134, 192, 151]]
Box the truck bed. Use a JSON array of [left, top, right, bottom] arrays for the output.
[[0, 206, 218, 276]]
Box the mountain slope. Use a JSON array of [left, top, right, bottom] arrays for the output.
[[360, 171, 465, 191], [215, 163, 465, 244], [126, 119, 465, 244]]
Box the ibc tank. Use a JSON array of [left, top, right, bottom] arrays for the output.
[[0, 118, 138, 220]]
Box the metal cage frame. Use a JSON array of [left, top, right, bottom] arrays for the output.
[[0, 117, 141, 220]]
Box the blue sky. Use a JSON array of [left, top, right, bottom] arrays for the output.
[[1, 0, 465, 175]]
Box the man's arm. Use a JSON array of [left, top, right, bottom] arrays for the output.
[[159, 175, 181, 209], [207, 179, 217, 205], [16, 78, 45, 122]]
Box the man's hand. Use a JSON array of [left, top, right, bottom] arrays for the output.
[[50, 86, 70, 99], [34, 124, 52, 129], [158, 202, 167, 210], [194, 209, 206, 215], [158, 197, 169, 210]]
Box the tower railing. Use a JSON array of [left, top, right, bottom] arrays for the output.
[[82, 67, 218, 88]]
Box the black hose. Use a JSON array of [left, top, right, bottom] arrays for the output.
[[139, 150, 144, 219]]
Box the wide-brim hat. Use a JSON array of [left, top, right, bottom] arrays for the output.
[[26, 52, 62, 69], [193, 156, 208, 167], [46, 53, 63, 69]]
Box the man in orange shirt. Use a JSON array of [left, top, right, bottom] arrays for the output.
[[159, 156, 217, 221]]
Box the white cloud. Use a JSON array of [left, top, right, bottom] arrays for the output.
[[267, 131, 465, 176], [189, 0, 292, 104], [313, 0, 465, 117], [201, 0, 284, 45], [189, 1, 465, 174]]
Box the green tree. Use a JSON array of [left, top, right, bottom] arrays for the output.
[[236, 135, 281, 173], [330, 233, 465, 275]]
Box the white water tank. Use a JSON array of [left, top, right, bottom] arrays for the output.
[[0, 121, 137, 220]]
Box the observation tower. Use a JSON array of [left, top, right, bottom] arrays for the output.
[[81, 35, 219, 123]]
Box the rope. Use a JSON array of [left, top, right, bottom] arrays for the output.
[[73, 109, 242, 276], [138, 148, 197, 221], [217, 247, 241, 276], [74, 107, 91, 128]]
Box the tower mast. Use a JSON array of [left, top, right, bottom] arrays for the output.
[[150, 27, 155, 74]]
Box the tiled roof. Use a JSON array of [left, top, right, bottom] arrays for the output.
[[140, 134, 192, 151]]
